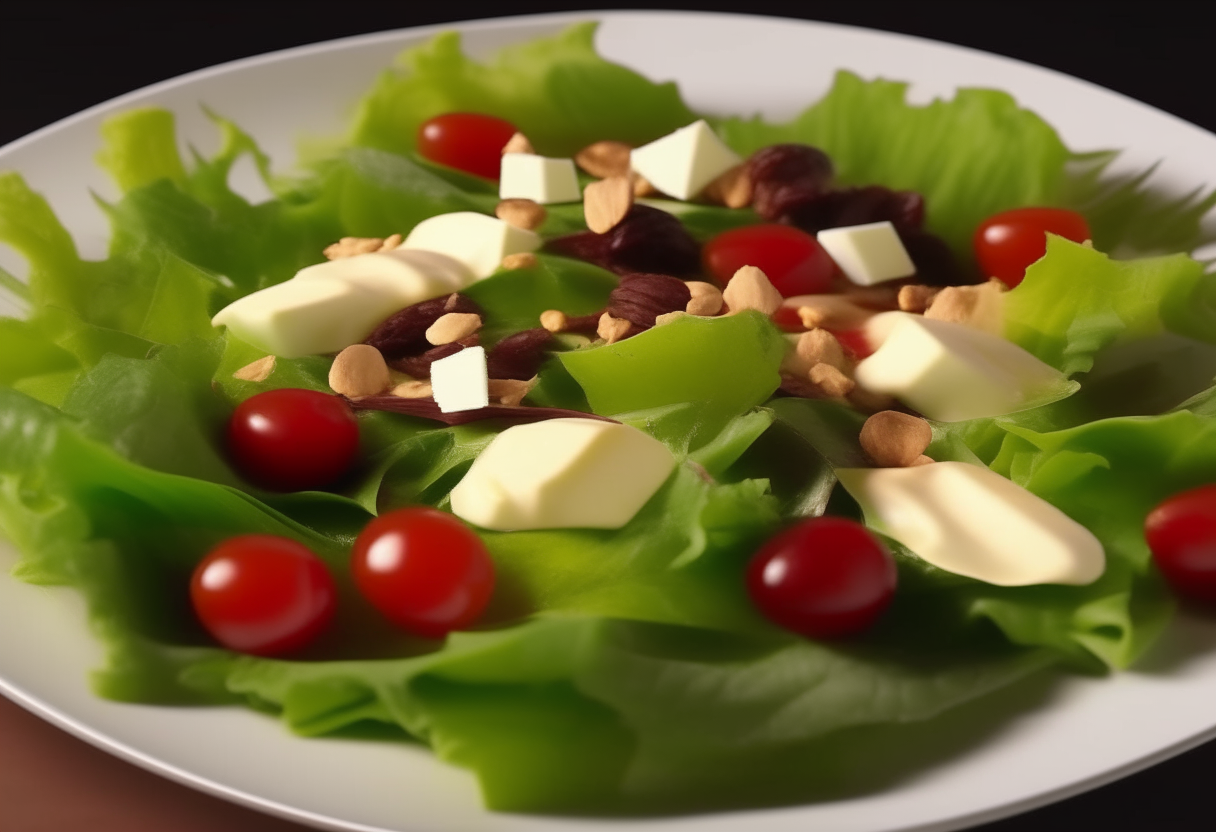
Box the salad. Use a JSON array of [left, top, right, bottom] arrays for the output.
[[4, 20, 1216, 818]]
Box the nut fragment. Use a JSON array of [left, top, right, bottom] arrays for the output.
[[233, 355, 276, 382], [323, 236, 392, 260], [701, 164, 753, 208], [575, 140, 632, 179], [488, 377, 537, 407], [501, 251, 539, 270], [597, 312, 632, 344], [501, 132, 535, 155], [655, 310, 688, 326], [381, 233, 403, 250], [496, 198, 547, 231], [426, 312, 483, 346], [924, 279, 1005, 333], [609, 273, 692, 329], [859, 410, 934, 468], [584, 176, 634, 234], [910, 455, 936, 466], [897, 284, 940, 313], [685, 281, 724, 316], [808, 363, 855, 398], [329, 344, 392, 398], [787, 294, 876, 331], [390, 379, 433, 399], [631, 173, 658, 197], [783, 328, 848, 377], [540, 309, 568, 332], [723, 266, 783, 316]]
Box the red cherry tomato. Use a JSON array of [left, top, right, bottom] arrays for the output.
[[1146, 485, 1216, 601], [351, 507, 495, 639], [190, 535, 337, 656], [973, 207, 1090, 288], [417, 112, 519, 180], [704, 224, 837, 296], [747, 516, 896, 638], [227, 388, 360, 492]]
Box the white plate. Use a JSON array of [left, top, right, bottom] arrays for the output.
[[4, 10, 1216, 832]]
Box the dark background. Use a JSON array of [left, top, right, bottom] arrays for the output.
[[1, 2, 1213, 830]]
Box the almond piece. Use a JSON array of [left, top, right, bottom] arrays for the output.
[[897, 284, 940, 313], [910, 454, 936, 466], [783, 328, 847, 377], [426, 312, 483, 346], [685, 281, 724, 316], [631, 172, 658, 198], [390, 379, 433, 399], [379, 233, 403, 251], [323, 236, 385, 260], [924, 281, 1006, 334], [701, 164, 753, 208], [655, 310, 688, 326], [233, 355, 275, 382], [540, 309, 568, 332], [488, 377, 537, 407], [597, 312, 632, 344], [723, 266, 783, 316], [859, 410, 934, 468], [808, 362, 855, 398], [330, 344, 391, 398], [575, 140, 632, 179], [502, 252, 539, 270], [501, 132, 535, 155], [496, 198, 546, 231], [584, 176, 634, 234], [786, 295, 876, 331]]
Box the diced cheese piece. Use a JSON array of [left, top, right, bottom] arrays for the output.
[[817, 221, 915, 285], [400, 211, 541, 279], [212, 278, 372, 359], [449, 418, 676, 530], [211, 249, 474, 358], [836, 462, 1104, 586], [430, 346, 489, 413], [853, 313, 1069, 421], [499, 154, 582, 204], [628, 119, 741, 200]]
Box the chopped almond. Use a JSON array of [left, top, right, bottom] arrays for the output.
[[784, 294, 876, 331], [426, 312, 483, 346], [390, 379, 433, 399], [723, 266, 783, 316], [783, 328, 848, 377], [502, 252, 539, 270], [808, 362, 855, 398], [685, 281, 724, 316], [575, 140, 632, 179], [897, 284, 940, 313], [323, 236, 385, 260], [496, 198, 547, 231], [924, 280, 1005, 334], [233, 355, 275, 382], [655, 310, 688, 326], [329, 344, 391, 398], [584, 176, 634, 234], [631, 172, 658, 198], [501, 132, 535, 155], [380, 233, 403, 251], [701, 164, 752, 208], [859, 410, 934, 468], [597, 312, 632, 344], [540, 309, 568, 332], [488, 377, 537, 407]]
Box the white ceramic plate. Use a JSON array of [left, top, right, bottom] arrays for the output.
[[5, 10, 1216, 832]]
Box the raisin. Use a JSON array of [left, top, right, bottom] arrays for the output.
[[486, 328, 554, 380], [901, 231, 973, 287], [748, 144, 834, 221], [365, 294, 481, 360], [608, 273, 693, 329], [545, 205, 701, 277]]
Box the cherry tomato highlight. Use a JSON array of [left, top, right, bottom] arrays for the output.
[[1146, 484, 1216, 602], [227, 388, 359, 492], [351, 507, 495, 639], [973, 207, 1090, 288], [703, 224, 837, 297], [190, 535, 337, 656], [417, 112, 519, 180], [747, 516, 896, 639]]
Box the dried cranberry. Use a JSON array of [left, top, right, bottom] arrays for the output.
[[608, 273, 692, 329], [486, 328, 554, 380], [545, 205, 701, 278], [365, 294, 481, 360]]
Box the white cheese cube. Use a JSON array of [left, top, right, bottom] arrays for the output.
[[401, 211, 541, 279], [499, 154, 582, 204], [430, 346, 489, 413], [817, 221, 915, 285], [449, 418, 676, 530], [211, 249, 474, 358], [836, 462, 1104, 586], [628, 119, 741, 200], [853, 313, 1068, 422]]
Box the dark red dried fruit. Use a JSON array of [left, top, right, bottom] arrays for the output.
[[781, 186, 924, 234], [347, 396, 617, 427], [365, 294, 481, 360], [545, 205, 701, 277], [390, 336, 479, 378], [901, 230, 972, 286], [748, 144, 834, 222], [608, 273, 692, 329], [486, 328, 554, 380]]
